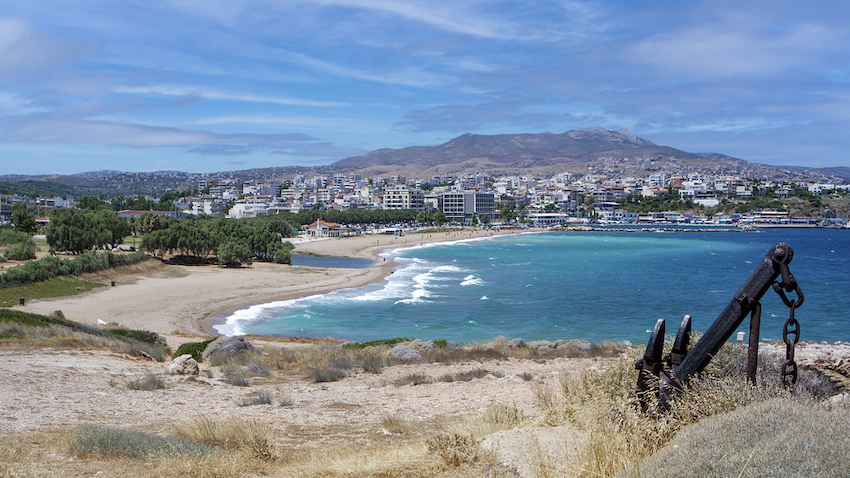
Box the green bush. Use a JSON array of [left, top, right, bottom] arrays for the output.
[[105, 328, 161, 346], [174, 338, 217, 362], [4, 241, 36, 260], [342, 337, 414, 350], [0, 251, 149, 288], [72, 425, 213, 459]]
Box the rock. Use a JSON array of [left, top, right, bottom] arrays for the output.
[[570, 340, 592, 352], [97, 319, 107, 325], [527, 340, 552, 349], [389, 345, 422, 361], [203, 336, 255, 360], [408, 339, 435, 352], [509, 338, 525, 348], [169, 354, 199, 375], [553, 339, 566, 347], [51, 310, 66, 320], [138, 351, 154, 361]]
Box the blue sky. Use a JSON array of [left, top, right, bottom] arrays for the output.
[[1, 0, 849, 175]]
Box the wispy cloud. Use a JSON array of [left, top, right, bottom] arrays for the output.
[[113, 85, 348, 107], [0, 17, 93, 79]]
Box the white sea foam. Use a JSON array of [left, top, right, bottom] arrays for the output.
[[480, 295, 489, 300], [461, 274, 484, 286]]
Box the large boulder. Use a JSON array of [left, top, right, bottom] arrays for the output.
[[169, 354, 200, 375], [389, 345, 423, 362], [203, 336, 255, 361]]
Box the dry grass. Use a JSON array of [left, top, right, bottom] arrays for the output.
[[173, 415, 278, 461], [380, 413, 415, 434], [528, 340, 846, 478], [127, 373, 167, 391], [626, 399, 850, 477]]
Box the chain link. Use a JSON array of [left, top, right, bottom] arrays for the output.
[[774, 261, 803, 389]]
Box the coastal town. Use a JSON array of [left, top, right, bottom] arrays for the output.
[[3, 164, 850, 231]]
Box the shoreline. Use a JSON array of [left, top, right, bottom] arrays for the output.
[[12, 227, 527, 342], [205, 227, 529, 337]]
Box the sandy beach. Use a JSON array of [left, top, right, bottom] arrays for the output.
[[13, 227, 524, 341]]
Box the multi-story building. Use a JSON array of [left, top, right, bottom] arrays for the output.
[[383, 185, 425, 210], [439, 191, 495, 224]]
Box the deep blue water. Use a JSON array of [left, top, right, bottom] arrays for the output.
[[216, 229, 850, 344]]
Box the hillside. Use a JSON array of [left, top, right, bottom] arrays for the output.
[[327, 127, 743, 177]]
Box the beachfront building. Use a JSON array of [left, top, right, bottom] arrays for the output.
[[382, 185, 426, 211], [227, 200, 269, 219], [307, 219, 356, 238], [439, 191, 496, 225]]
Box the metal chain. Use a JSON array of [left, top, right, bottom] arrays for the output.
[[773, 261, 803, 388]]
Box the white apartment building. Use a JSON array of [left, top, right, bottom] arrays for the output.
[[383, 185, 426, 210]]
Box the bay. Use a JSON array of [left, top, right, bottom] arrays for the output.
[[217, 229, 849, 344]]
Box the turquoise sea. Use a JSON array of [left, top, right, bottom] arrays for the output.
[[216, 229, 850, 344]]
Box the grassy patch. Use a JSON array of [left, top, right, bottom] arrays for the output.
[[627, 399, 850, 477], [71, 425, 213, 459], [0, 276, 104, 307], [0, 309, 169, 360], [380, 413, 414, 434], [173, 416, 277, 461]]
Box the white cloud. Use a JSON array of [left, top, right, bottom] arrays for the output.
[[0, 17, 92, 79], [113, 85, 347, 107], [623, 14, 842, 79]]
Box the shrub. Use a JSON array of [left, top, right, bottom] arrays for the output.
[[127, 374, 167, 391], [4, 241, 36, 261], [426, 433, 480, 466], [0, 251, 149, 288], [246, 362, 271, 376], [393, 373, 431, 386], [222, 364, 251, 387], [105, 328, 161, 346], [433, 338, 448, 349], [71, 425, 212, 459], [380, 413, 413, 434], [306, 365, 347, 383], [342, 337, 414, 350], [360, 352, 384, 374], [174, 338, 217, 362], [239, 391, 272, 406]]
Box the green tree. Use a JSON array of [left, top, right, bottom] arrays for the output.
[[76, 195, 111, 211], [11, 202, 37, 234], [45, 209, 130, 253], [217, 241, 252, 267]]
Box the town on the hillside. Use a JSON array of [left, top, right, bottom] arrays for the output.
[[3, 168, 850, 230]]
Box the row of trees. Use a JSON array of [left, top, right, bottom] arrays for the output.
[[139, 216, 294, 265], [45, 209, 131, 254]]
